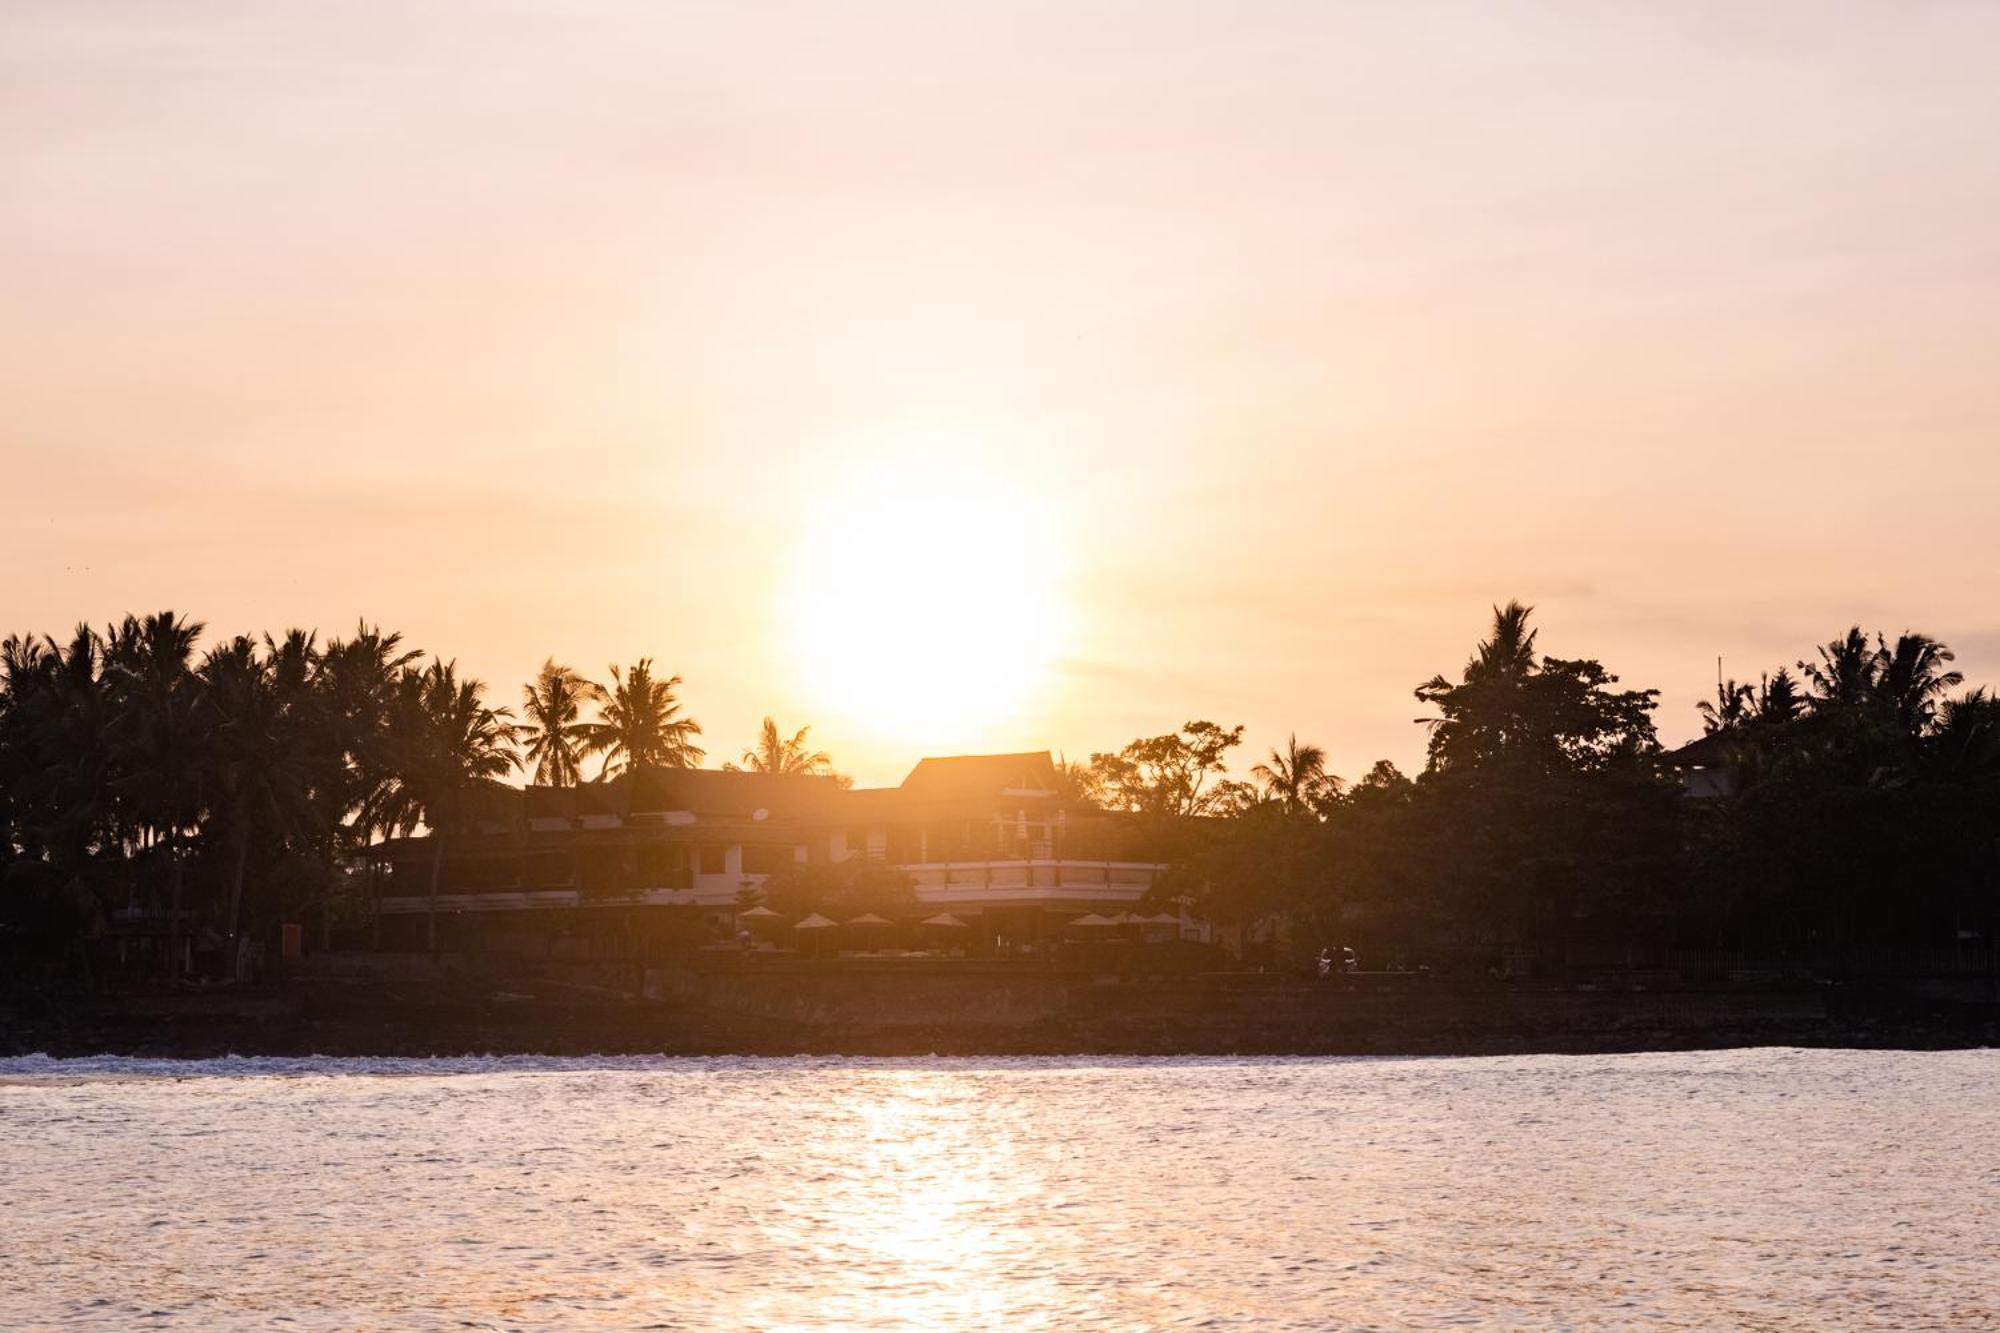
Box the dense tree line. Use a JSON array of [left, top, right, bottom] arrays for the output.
[[1087, 605, 2000, 969], [5, 603, 1994, 978], [1679, 629, 2000, 960], [0, 615, 772, 976]]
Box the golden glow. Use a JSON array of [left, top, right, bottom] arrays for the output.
[[11, 6, 2000, 781], [790, 464, 1065, 741], [738, 1069, 1075, 1328]]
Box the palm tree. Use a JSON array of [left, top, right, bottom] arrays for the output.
[[103, 611, 205, 975], [197, 635, 326, 976], [41, 625, 117, 840], [1753, 669, 1804, 727], [725, 717, 831, 776], [1468, 600, 1538, 682], [1874, 632, 1962, 736], [1801, 627, 1879, 711], [1416, 601, 1544, 771], [321, 624, 424, 949], [1925, 689, 2000, 779], [1696, 679, 1755, 734], [1, 626, 117, 952], [581, 659, 703, 778], [320, 622, 421, 847], [1052, 753, 1102, 809], [518, 660, 591, 786], [378, 660, 518, 953], [1250, 733, 1339, 815]]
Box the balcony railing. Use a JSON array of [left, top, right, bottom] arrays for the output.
[[901, 859, 1165, 904], [379, 859, 1169, 916]]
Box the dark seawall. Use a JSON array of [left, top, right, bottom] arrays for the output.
[[5, 953, 1996, 1058]]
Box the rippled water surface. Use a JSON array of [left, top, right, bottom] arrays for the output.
[[2, 1049, 1996, 1330]]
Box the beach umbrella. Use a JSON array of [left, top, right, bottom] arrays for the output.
[[843, 911, 897, 953], [920, 912, 971, 928], [1068, 913, 1121, 928], [737, 905, 782, 920], [792, 910, 837, 957]]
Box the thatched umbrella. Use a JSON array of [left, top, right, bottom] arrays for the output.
[[735, 902, 784, 947], [793, 912, 837, 957], [918, 911, 971, 953], [845, 911, 896, 951]]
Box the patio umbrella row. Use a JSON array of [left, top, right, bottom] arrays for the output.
[[751, 911, 972, 929], [740, 908, 1170, 930], [1069, 912, 1183, 928]]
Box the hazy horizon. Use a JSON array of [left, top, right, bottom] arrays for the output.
[[8, 2, 2000, 786]]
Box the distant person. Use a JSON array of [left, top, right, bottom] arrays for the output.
[[1317, 948, 1333, 980]]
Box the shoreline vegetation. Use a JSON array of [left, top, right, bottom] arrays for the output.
[[4, 602, 1997, 1057]]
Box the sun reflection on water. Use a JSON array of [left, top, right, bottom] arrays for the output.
[[745, 1070, 1077, 1329], [8, 1053, 1998, 1330]]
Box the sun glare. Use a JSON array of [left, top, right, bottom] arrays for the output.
[[790, 464, 1064, 740]]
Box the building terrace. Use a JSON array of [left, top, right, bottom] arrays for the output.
[[368, 751, 1176, 952]]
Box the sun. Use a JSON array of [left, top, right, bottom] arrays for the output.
[[790, 464, 1065, 741]]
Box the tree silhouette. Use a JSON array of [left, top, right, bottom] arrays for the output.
[[1697, 679, 1755, 734], [1876, 632, 1962, 736], [196, 634, 327, 975], [581, 659, 703, 778], [322, 622, 421, 845], [724, 716, 832, 776], [1801, 627, 1878, 711], [2, 604, 1997, 980], [377, 660, 517, 953], [1250, 733, 1340, 815], [104, 612, 205, 974], [1417, 602, 1659, 774], [1089, 721, 1245, 817], [1754, 669, 1804, 726], [519, 660, 591, 787]]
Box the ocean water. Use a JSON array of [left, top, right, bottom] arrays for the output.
[[0, 1049, 1995, 1330]]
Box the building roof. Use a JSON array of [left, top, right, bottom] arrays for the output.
[[521, 768, 848, 823], [898, 751, 1057, 800], [1660, 731, 1743, 768], [372, 750, 1080, 855]]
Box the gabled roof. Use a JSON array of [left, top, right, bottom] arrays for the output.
[[381, 750, 1080, 852], [629, 767, 847, 818], [898, 751, 1057, 800], [1661, 731, 1743, 768], [520, 768, 847, 823]]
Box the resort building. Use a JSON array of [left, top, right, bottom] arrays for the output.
[[1660, 732, 1743, 799], [367, 752, 1177, 955]]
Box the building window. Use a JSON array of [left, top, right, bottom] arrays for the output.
[[699, 845, 727, 876]]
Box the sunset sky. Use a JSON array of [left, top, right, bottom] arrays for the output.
[[6, 2, 1999, 786]]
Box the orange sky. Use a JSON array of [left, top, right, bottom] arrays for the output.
[[6, 3, 2000, 786]]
